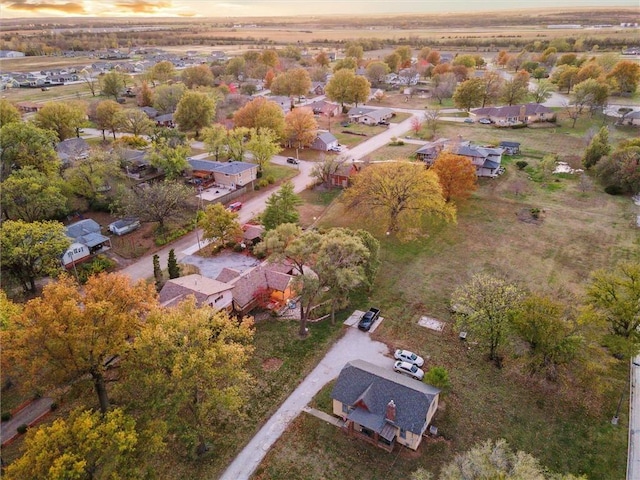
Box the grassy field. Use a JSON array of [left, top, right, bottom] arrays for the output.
[[253, 134, 639, 479]]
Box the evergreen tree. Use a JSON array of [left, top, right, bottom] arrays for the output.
[[261, 181, 303, 230], [153, 254, 163, 289], [167, 249, 180, 279]]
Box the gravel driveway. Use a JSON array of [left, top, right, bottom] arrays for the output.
[[219, 326, 392, 480]]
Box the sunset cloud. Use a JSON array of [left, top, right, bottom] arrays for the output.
[[3, 0, 87, 14], [113, 0, 171, 14]]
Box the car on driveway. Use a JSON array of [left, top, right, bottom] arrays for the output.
[[479, 118, 493, 124], [328, 145, 342, 152], [286, 157, 299, 164], [358, 307, 380, 332], [463, 118, 474, 123], [394, 349, 424, 367], [393, 361, 424, 380]]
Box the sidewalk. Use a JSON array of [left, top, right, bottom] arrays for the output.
[[0, 397, 54, 446]]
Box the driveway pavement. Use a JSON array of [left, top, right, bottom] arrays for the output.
[[219, 326, 392, 480]]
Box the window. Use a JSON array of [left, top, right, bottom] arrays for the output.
[[342, 403, 349, 414], [214, 294, 224, 303], [399, 429, 406, 439]]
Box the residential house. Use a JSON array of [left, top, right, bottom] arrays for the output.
[[242, 224, 265, 246], [155, 113, 175, 128], [269, 95, 293, 112], [311, 131, 339, 151], [159, 274, 235, 310], [416, 140, 504, 177], [470, 103, 554, 125], [499, 141, 521, 155], [397, 68, 420, 86], [331, 360, 440, 452], [624, 110, 640, 126], [56, 138, 90, 166], [139, 106, 159, 119], [215, 261, 296, 313], [62, 219, 111, 268], [15, 101, 44, 113], [188, 158, 258, 189], [0, 50, 25, 58], [310, 82, 326, 96], [210, 51, 228, 62], [329, 162, 360, 188], [307, 100, 340, 118], [347, 107, 394, 125]]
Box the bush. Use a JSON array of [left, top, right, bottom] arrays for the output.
[[155, 227, 191, 246], [424, 366, 451, 390], [257, 178, 269, 188], [1, 411, 12, 421], [266, 175, 275, 184], [515, 160, 528, 170], [604, 185, 623, 195], [254, 184, 261, 191], [17, 423, 28, 434], [50, 402, 58, 411], [511, 123, 527, 129], [76, 255, 117, 283], [113, 135, 148, 149]]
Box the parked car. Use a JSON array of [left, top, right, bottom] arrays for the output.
[[394, 349, 424, 367], [286, 157, 299, 164], [378, 121, 390, 126], [393, 361, 425, 381], [227, 201, 242, 212], [328, 145, 342, 152], [358, 307, 381, 332], [463, 118, 474, 123], [340, 121, 351, 127], [479, 118, 493, 124]]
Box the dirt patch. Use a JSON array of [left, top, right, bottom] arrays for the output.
[[262, 358, 283, 372], [516, 207, 544, 225]]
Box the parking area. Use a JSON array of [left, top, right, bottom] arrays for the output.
[[343, 310, 384, 333]]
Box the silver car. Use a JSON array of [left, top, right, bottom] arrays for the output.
[[393, 361, 424, 381], [394, 349, 424, 367]]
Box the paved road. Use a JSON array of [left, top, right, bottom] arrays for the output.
[[1, 397, 54, 445], [219, 326, 392, 480], [630, 359, 640, 479]]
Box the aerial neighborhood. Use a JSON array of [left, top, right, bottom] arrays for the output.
[[1, 6, 639, 480]]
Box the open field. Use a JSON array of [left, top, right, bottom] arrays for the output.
[[254, 154, 639, 478]]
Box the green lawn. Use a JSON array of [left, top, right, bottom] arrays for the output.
[[254, 155, 638, 479]]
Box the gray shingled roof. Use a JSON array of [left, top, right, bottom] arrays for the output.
[[188, 158, 256, 174], [471, 103, 552, 118], [316, 131, 337, 144], [65, 219, 109, 248], [331, 360, 440, 435]]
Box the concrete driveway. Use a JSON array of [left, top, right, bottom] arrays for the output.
[[218, 326, 392, 480]]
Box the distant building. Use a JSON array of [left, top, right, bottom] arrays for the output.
[[0, 50, 25, 58]]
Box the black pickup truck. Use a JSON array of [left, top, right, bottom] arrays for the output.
[[358, 307, 381, 332]]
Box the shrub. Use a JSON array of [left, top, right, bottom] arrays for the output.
[[1, 411, 11, 421], [511, 123, 527, 129], [515, 160, 528, 170], [233, 243, 244, 252], [254, 184, 261, 191], [257, 178, 269, 188], [76, 255, 117, 283], [266, 175, 275, 184], [604, 185, 623, 195], [17, 423, 28, 434], [50, 402, 58, 411], [424, 366, 451, 390], [530, 208, 541, 219], [113, 135, 148, 149]]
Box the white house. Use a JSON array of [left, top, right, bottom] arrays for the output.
[[158, 274, 235, 310], [61, 242, 91, 268]]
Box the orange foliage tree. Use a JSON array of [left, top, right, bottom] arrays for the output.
[[5, 273, 157, 413], [233, 96, 285, 139], [431, 152, 478, 203]]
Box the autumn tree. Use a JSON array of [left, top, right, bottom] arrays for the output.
[[0, 122, 60, 179], [148, 138, 191, 179], [582, 126, 610, 169], [572, 78, 609, 115], [552, 64, 580, 93], [439, 439, 586, 480], [117, 180, 191, 231], [202, 123, 228, 161], [325, 68, 354, 109], [95, 99, 123, 140], [6, 273, 156, 412], [341, 161, 455, 239], [479, 71, 503, 107], [34, 101, 86, 141], [270, 67, 312, 101], [1, 167, 67, 221], [260, 49, 279, 68], [431, 152, 478, 203], [181, 64, 214, 89], [0, 99, 21, 126], [499, 70, 530, 105], [531, 79, 554, 104], [394, 45, 413, 68], [431, 72, 457, 105], [100, 70, 128, 100], [199, 203, 243, 249], [345, 43, 365, 61], [79, 68, 98, 96], [149, 60, 176, 85], [451, 273, 523, 363], [333, 57, 358, 72], [153, 83, 186, 114], [5, 408, 163, 480], [512, 295, 582, 379], [424, 107, 441, 137], [365, 61, 390, 87], [586, 262, 640, 353], [226, 126, 250, 161], [384, 52, 401, 72], [0, 220, 69, 294], [119, 300, 254, 456], [311, 156, 348, 187], [594, 141, 640, 194], [64, 150, 121, 205], [225, 56, 246, 79], [607, 60, 640, 95], [117, 108, 155, 137], [233, 96, 285, 140], [246, 127, 282, 171], [350, 75, 371, 107], [315, 51, 330, 68], [137, 80, 154, 106], [261, 181, 303, 230], [453, 78, 485, 111], [174, 90, 216, 137], [284, 107, 318, 155]]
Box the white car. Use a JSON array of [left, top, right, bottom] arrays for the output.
[[328, 145, 342, 152], [393, 361, 424, 381], [394, 349, 424, 367]]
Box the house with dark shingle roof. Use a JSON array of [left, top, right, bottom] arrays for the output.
[[470, 103, 554, 125], [158, 274, 234, 310], [416, 139, 504, 177], [188, 158, 258, 188], [331, 360, 440, 451], [62, 219, 111, 268], [311, 131, 339, 151], [347, 107, 394, 125], [56, 138, 90, 166]]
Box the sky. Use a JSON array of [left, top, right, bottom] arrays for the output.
[[0, 0, 638, 18]]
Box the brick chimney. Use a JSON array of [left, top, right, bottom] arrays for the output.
[[385, 400, 396, 422]]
